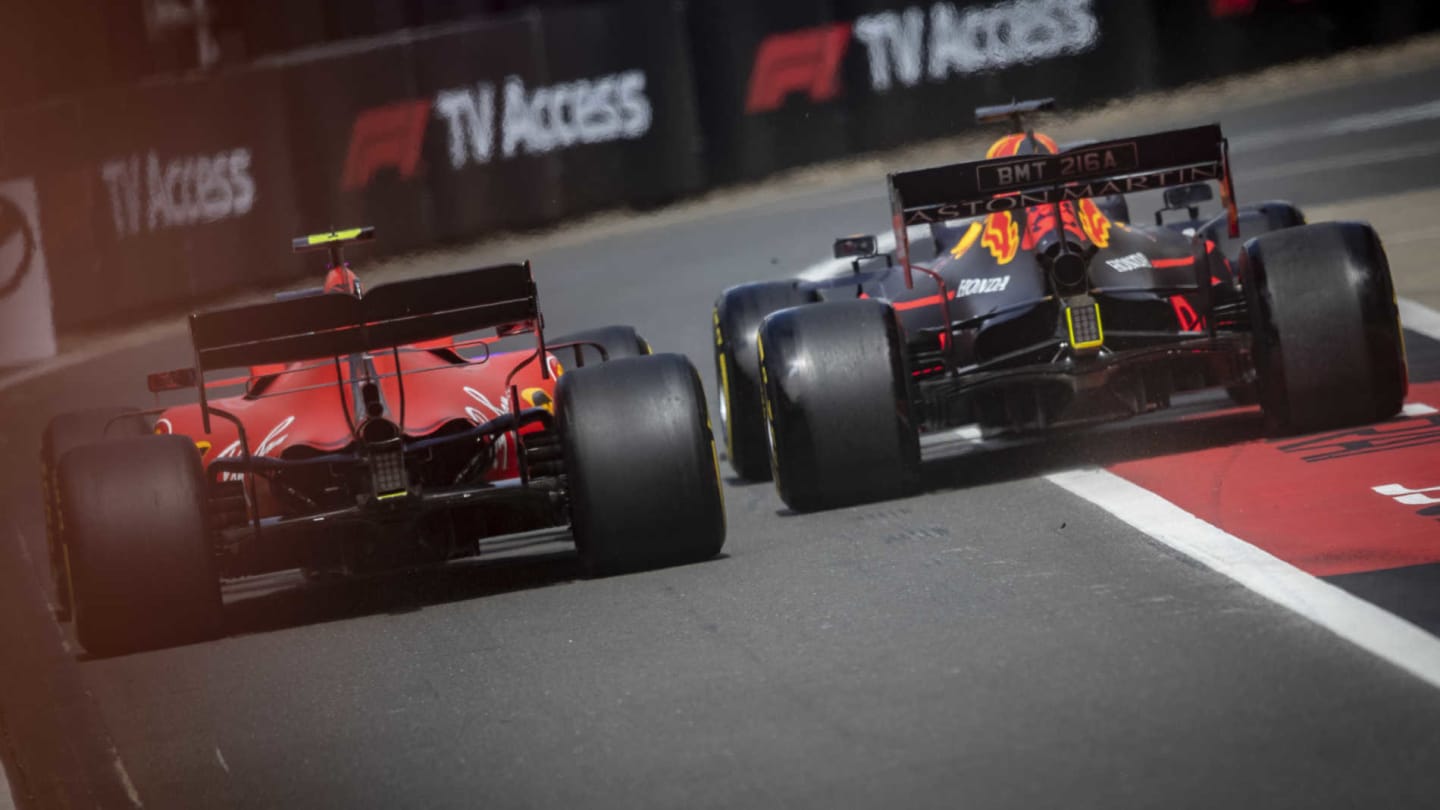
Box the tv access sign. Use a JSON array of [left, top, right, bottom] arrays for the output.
[[341, 71, 653, 192], [745, 0, 1100, 114]]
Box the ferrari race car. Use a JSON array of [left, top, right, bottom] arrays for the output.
[[714, 100, 1408, 511], [42, 228, 725, 655]]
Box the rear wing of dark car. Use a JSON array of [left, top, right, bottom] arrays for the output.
[[887, 124, 1238, 288], [186, 262, 542, 430]]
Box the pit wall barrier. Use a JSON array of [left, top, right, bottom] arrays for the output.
[[0, 0, 1430, 338]]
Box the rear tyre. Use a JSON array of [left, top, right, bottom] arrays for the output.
[[41, 407, 149, 621], [759, 299, 918, 512], [1242, 221, 1407, 434], [59, 435, 223, 655], [713, 280, 819, 481], [558, 354, 725, 576], [1205, 202, 1305, 405], [548, 325, 650, 370]]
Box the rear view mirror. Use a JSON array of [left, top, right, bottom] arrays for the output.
[[833, 235, 878, 259], [1156, 183, 1215, 226], [148, 367, 199, 393], [1163, 183, 1213, 210]]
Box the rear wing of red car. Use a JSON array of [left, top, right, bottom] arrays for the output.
[[184, 262, 542, 431], [886, 124, 1238, 288]]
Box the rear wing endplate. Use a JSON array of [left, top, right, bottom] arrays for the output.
[[887, 124, 1238, 288], [186, 262, 543, 431]]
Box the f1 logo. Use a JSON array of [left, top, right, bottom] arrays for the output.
[[745, 23, 852, 114], [340, 99, 433, 191]]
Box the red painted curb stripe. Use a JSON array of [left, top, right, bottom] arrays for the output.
[[1110, 383, 1440, 577]]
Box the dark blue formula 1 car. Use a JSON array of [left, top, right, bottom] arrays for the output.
[[713, 100, 1407, 511]]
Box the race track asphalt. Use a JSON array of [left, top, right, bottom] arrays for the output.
[[4, 46, 1440, 810]]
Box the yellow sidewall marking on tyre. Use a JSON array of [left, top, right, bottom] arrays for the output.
[[757, 331, 780, 474], [714, 308, 736, 459]]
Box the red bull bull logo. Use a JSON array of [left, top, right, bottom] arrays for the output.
[[982, 211, 1020, 265], [1078, 198, 1111, 248]]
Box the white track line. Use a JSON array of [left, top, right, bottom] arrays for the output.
[[0, 321, 184, 395], [110, 746, 143, 808], [1400, 298, 1440, 341], [1047, 298, 1440, 690], [0, 751, 14, 810], [1231, 98, 1440, 152], [1046, 468, 1440, 690]]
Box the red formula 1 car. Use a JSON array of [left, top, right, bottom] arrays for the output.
[[42, 228, 725, 655], [714, 100, 1407, 511]]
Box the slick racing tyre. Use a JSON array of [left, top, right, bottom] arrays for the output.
[[548, 325, 652, 371], [759, 299, 918, 512], [1199, 202, 1305, 406], [41, 407, 149, 621], [558, 354, 725, 576], [59, 434, 223, 655], [1242, 221, 1407, 434], [713, 280, 819, 482]]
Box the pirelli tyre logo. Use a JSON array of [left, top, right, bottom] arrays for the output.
[[342, 71, 653, 192], [746, 0, 1099, 113]]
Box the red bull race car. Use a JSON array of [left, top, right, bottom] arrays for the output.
[[43, 228, 725, 655], [713, 99, 1408, 511]]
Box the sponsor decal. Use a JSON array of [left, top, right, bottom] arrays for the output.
[[1105, 252, 1151, 273], [955, 275, 1011, 297], [1078, 197, 1111, 247], [977, 142, 1139, 193], [949, 221, 983, 259], [497, 72, 651, 159], [1276, 413, 1440, 463], [342, 71, 653, 191], [0, 192, 35, 302], [904, 164, 1221, 224], [745, 23, 853, 113], [341, 100, 433, 191], [100, 148, 256, 238], [214, 415, 294, 481], [853, 0, 1098, 92], [1021, 202, 1085, 251], [981, 211, 1020, 264], [463, 386, 513, 469], [747, 0, 1098, 114], [0, 177, 56, 363], [1373, 481, 1440, 523]]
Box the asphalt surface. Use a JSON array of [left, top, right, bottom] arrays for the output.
[[5, 51, 1440, 809]]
